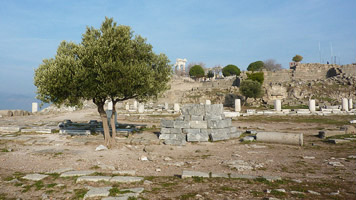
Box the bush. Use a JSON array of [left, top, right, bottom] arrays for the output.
[[292, 54, 303, 62], [207, 70, 214, 78], [240, 80, 262, 102], [247, 61, 264, 71], [189, 65, 205, 78], [246, 72, 264, 84], [222, 64, 240, 77]]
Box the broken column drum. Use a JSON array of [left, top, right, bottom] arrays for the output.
[[160, 104, 242, 145], [173, 103, 180, 112], [349, 99, 353, 110], [256, 132, 303, 146]]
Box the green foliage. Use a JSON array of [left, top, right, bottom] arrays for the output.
[[246, 72, 264, 84], [292, 54, 303, 62], [207, 70, 214, 78], [34, 17, 171, 147], [240, 80, 262, 100], [247, 61, 264, 71], [222, 64, 240, 76], [189, 65, 205, 78]]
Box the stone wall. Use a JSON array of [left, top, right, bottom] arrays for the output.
[[159, 104, 242, 145]]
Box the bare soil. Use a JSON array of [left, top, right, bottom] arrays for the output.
[[0, 110, 355, 199]]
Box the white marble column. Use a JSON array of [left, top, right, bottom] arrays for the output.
[[309, 99, 316, 112], [274, 100, 281, 112], [234, 99, 241, 112], [138, 103, 144, 113], [174, 103, 180, 112], [32, 102, 38, 113], [342, 98, 349, 111], [349, 99, 353, 110]]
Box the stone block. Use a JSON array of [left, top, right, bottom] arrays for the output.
[[181, 170, 209, 178], [174, 121, 190, 129], [230, 174, 256, 179], [0, 126, 22, 133], [230, 126, 237, 133], [205, 104, 223, 115], [183, 115, 191, 121], [159, 133, 183, 140], [76, 176, 111, 183], [190, 121, 208, 129], [22, 174, 48, 181], [160, 128, 171, 134], [191, 115, 203, 121], [224, 112, 240, 118], [60, 170, 95, 177], [160, 119, 174, 128], [164, 138, 186, 146], [204, 114, 223, 120], [188, 104, 205, 116], [230, 131, 242, 139], [182, 129, 200, 134], [207, 119, 231, 128], [211, 173, 229, 178], [110, 176, 143, 183], [318, 130, 346, 139], [187, 132, 209, 142], [84, 187, 111, 199], [113, 170, 136, 176], [256, 132, 303, 146], [209, 128, 230, 141]]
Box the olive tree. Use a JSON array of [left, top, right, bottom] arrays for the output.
[[189, 65, 205, 78], [292, 54, 303, 62], [34, 17, 171, 148], [239, 80, 262, 104], [247, 61, 264, 71], [222, 64, 240, 76]]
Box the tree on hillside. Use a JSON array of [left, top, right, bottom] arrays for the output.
[[34, 17, 171, 148], [292, 54, 303, 62], [263, 59, 282, 71], [246, 72, 264, 84], [240, 80, 262, 104], [186, 62, 206, 76], [247, 61, 264, 71], [189, 65, 205, 78], [222, 64, 240, 76]]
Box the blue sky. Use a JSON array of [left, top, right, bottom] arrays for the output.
[[1, 0, 355, 110]]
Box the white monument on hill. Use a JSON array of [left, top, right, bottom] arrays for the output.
[[174, 58, 187, 74]]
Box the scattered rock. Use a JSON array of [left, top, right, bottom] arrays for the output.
[[109, 176, 143, 183], [98, 164, 116, 171], [303, 156, 315, 159], [22, 174, 48, 181], [164, 157, 173, 161], [225, 160, 253, 171], [139, 156, 149, 161], [84, 187, 111, 199], [76, 176, 111, 183], [95, 145, 108, 151], [155, 168, 161, 172], [60, 170, 95, 177], [347, 155, 356, 159], [308, 190, 321, 195], [330, 190, 340, 195], [341, 125, 356, 134], [274, 189, 286, 193], [292, 179, 302, 183], [241, 136, 255, 142], [291, 191, 304, 194], [328, 161, 344, 167], [143, 180, 153, 185]]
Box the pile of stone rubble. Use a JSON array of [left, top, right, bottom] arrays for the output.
[[159, 104, 242, 145]]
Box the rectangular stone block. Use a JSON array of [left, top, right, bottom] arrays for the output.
[[160, 119, 174, 128], [170, 128, 182, 134], [160, 128, 171, 134], [189, 104, 206, 116], [209, 128, 230, 141], [182, 170, 209, 178], [191, 115, 203, 121], [180, 104, 193, 115], [183, 129, 200, 134], [205, 104, 223, 116], [230, 131, 243, 139], [183, 115, 191, 121], [187, 132, 209, 142], [207, 119, 231, 129], [204, 114, 223, 120], [164, 138, 186, 146], [190, 121, 208, 129], [230, 126, 237, 133], [174, 121, 190, 129], [159, 133, 183, 140]]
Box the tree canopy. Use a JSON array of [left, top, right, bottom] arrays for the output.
[[247, 61, 264, 71], [292, 54, 303, 62], [263, 59, 282, 71], [222, 64, 240, 76], [189, 65, 205, 78], [246, 72, 264, 84], [207, 70, 214, 78], [240, 80, 262, 103], [34, 17, 171, 148]]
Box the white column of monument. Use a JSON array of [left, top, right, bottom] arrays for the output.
[[32, 102, 38, 113], [309, 99, 316, 112], [342, 98, 349, 111], [234, 99, 241, 112], [138, 103, 144, 113], [274, 100, 281, 112], [349, 99, 353, 110]]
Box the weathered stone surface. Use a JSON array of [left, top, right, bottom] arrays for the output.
[[256, 132, 303, 146], [328, 139, 350, 144], [95, 145, 108, 151], [209, 128, 230, 141], [207, 119, 231, 129], [204, 114, 223, 120], [76, 176, 111, 183], [211, 173, 229, 178], [308, 190, 321, 195], [59, 129, 91, 135], [340, 125, 356, 134], [0, 126, 22, 133], [191, 115, 203, 121], [159, 133, 185, 140], [21, 128, 55, 133], [164, 138, 186, 146], [262, 175, 282, 182], [230, 174, 256, 179], [190, 121, 207, 129], [84, 187, 111, 199], [205, 104, 223, 115], [230, 131, 242, 139], [160, 119, 174, 128], [187, 132, 209, 142], [60, 170, 95, 177], [174, 121, 190, 129], [182, 129, 200, 134], [318, 130, 346, 139], [22, 174, 48, 181], [242, 136, 255, 142], [181, 170, 209, 178], [160, 128, 171, 134], [109, 176, 143, 183], [112, 170, 136, 176]]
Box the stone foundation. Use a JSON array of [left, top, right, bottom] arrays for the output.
[[160, 104, 242, 145]]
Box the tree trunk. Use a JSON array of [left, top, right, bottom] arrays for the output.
[[110, 101, 117, 147], [97, 102, 111, 148]]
